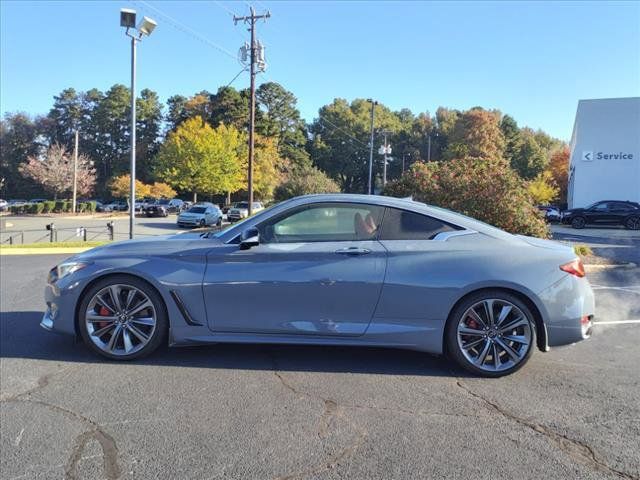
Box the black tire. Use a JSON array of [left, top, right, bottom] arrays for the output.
[[445, 290, 537, 377], [77, 274, 168, 361], [216, 218, 222, 227], [624, 216, 640, 230], [199, 219, 206, 227], [571, 217, 586, 229]]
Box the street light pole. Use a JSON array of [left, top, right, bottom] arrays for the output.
[[72, 129, 79, 214], [367, 99, 376, 195], [129, 34, 137, 239], [121, 9, 156, 240]]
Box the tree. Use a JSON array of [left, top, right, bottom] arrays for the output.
[[500, 114, 521, 167], [274, 164, 340, 201], [547, 146, 570, 205], [136, 89, 164, 182], [510, 130, 547, 180], [251, 135, 283, 200], [384, 157, 549, 238], [19, 144, 96, 199], [308, 98, 400, 192], [154, 117, 244, 202], [0, 113, 43, 198], [209, 86, 250, 131], [256, 82, 310, 169], [444, 109, 505, 160], [149, 182, 177, 199], [109, 174, 151, 200], [528, 171, 559, 205]]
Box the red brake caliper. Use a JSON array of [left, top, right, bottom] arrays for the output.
[[96, 306, 111, 330]]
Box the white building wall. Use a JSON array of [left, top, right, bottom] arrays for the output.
[[568, 97, 640, 209]]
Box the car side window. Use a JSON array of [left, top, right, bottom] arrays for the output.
[[378, 208, 460, 240], [592, 202, 609, 211], [258, 203, 384, 243]]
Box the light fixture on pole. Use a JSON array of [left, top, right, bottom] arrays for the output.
[[120, 9, 157, 239], [378, 132, 392, 187]]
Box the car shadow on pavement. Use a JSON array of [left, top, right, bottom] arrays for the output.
[[0, 311, 466, 378]]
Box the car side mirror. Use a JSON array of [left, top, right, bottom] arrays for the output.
[[240, 227, 260, 250]]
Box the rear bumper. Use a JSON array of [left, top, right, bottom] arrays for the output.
[[538, 274, 595, 347]]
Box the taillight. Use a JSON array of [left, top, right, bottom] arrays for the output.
[[560, 258, 585, 278]]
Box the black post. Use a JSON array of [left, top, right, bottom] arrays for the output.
[[82, 227, 87, 242], [107, 221, 114, 241]]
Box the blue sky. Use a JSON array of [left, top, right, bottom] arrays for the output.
[[1, 0, 639, 140]]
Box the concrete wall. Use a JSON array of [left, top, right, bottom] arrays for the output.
[[568, 97, 640, 208]]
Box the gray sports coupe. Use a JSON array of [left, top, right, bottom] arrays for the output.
[[42, 194, 594, 377]]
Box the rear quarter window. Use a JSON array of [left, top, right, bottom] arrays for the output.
[[379, 208, 461, 240]]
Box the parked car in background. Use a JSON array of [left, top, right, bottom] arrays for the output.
[[9, 199, 28, 207], [144, 198, 184, 217], [227, 201, 264, 222], [29, 198, 47, 204], [537, 205, 561, 223], [561, 200, 640, 230], [0, 199, 8, 211], [104, 200, 128, 212], [41, 194, 594, 377], [94, 201, 112, 212], [177, 203, 223, 228]]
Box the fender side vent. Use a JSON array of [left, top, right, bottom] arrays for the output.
[[170, 290, 203, 326]]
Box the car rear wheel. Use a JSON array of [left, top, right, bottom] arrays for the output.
[[446, 291, 536, 377], [571, 217, 586, 229], [78, 275, 167, 360], [625, 217, 640, 230]]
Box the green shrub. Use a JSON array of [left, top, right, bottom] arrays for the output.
[[574, 244, 593, 257], [87, 201, 97, 213], [35, 203, 45, 214], [384, 157, 550, 238], [27, 203, 38, 214], [9, 205, 22, 214], [54, 200, 66, 213], [274, 164, 341, 201], [42, 201, 55, 213], [77, 202, 86, 213]]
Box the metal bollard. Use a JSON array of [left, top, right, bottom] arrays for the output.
[[82, 227, 87, 242], [46, 223, 55, 243], [107, 221, 114, 241]]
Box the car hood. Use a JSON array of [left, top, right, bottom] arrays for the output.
[[74, 233, 221, 260]]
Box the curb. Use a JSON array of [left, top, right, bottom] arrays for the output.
[[0, 247, 93, 256]]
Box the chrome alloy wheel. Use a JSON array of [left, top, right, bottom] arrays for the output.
[[456, 299, 532, 373], [85, 284, 157, 356]]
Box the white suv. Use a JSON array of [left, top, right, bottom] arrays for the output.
[[227, 202, 264, 222]]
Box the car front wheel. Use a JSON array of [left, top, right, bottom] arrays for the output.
[[78, 275, 167, 360], [571, 217, 586, 229], [446, 291, 536, 377]]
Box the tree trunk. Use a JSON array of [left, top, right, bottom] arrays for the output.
[[226, 191, 231, 206], [193, 192, 197, 203]]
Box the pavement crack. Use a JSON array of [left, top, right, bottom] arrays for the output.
[[3, 396, 121, 480], [65, 429, 120, 480], [317, 399, 338, 439], [455, 379, 638, 480]]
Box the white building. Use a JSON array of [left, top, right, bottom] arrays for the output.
[[568, 97, 640, 208]]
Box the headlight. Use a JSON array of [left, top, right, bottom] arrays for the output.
[[48, 261, 90, 284]]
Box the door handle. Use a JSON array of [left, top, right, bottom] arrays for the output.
[[334, 247, 371, 256]]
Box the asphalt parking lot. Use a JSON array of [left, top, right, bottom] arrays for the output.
[[1, 254, 639, 479]]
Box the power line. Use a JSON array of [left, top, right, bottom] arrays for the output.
[[135, 0, 237, 61]]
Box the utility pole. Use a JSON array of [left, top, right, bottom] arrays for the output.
[[72, 130, 79, 214], [367, 99, 377, 194], [234, 7, 270, 217]]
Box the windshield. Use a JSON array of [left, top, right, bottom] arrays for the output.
[[158, 199, 170, 205], [234, 202, 249, 209], [188, 207, 206, 213], [211, 201, 282, 238]]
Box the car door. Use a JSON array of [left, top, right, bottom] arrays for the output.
[[203, 202, 387, 336], [586, 202, 609, 224]]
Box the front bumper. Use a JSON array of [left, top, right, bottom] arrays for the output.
[[41, 282, 78, 336], [177, 218, 202, 227]]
